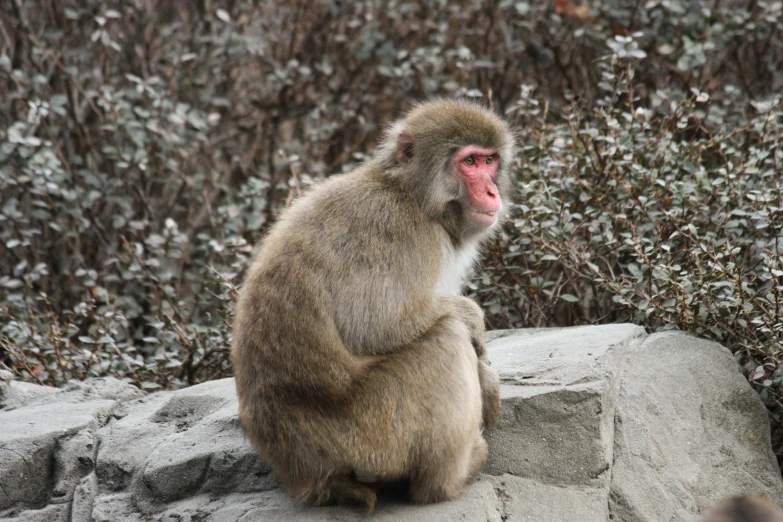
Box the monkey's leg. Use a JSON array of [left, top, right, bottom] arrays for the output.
[[479, 360, 500, 428], [465, 433, 489, 484], [408, 431, 489, 504], [408, 451, 468, 503], [395, 317, 484, 504], [437, 296, 501, 429]]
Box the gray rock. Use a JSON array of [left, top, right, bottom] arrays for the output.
[[134, 404, 273, 507], [0, 380, 57, 411], [0, 400, 115, 511], [57, 377, 145, 404], [1, 325, 781, 522], [0, 378, 142, 516], [93, 479, 504, 522], [51, 430, 97, 504], [71, 473, 98, 522], [487, 474, 609, 522], [487, 380, 614, 486], [90, 493, 145, 522], [608, 332, 783, 521], [94, 393, 177, 492], [0, 504, 69, 522], [0, 376, 141, 413], [0, 369, 13, 405], [485, 324, 641, 486], [92, 379, 275, 512]]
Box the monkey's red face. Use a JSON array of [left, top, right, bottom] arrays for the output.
[[454, 145, 502, 228]]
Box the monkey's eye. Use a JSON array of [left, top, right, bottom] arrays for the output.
[[464, 155, 476, 166], [486, 155, 496, 165]]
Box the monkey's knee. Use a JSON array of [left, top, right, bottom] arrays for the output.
[[479, 361, 500, 429]]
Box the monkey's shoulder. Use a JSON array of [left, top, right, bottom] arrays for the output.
[[294, 170, 431, 240], [251, 170, 438, 278]]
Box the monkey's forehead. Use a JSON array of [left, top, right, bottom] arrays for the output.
[[403, 100, 511, 149]]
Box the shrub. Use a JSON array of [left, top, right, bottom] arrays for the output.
[[1, 0, 781, 458]]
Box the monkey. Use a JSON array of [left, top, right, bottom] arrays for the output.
[[230, 99, 514, 512], [701, 496, 783, 522]]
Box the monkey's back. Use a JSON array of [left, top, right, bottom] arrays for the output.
[[230, 165, 449, 471]]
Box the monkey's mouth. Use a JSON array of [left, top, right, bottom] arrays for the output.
[[472, 208, 500, 218], [470, 205, 502, 227]]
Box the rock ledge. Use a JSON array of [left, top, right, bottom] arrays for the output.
[[1, 325, 781, 521]]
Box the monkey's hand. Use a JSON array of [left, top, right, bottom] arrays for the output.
[[479, 360, 500, 429], [439, 295, 487, 358], [471, 332, 488, 359]]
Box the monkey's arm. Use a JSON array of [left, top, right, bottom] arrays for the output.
[[435, 295, 488, 357]]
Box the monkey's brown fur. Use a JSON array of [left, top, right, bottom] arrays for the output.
[[231, 100, 514, 511], [702, 496, 783, 522]]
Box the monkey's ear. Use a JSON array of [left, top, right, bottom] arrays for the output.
[[395, 131, 415, 165]]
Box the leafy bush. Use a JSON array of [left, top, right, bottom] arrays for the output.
[[1, 0, 781, 458], [490, 54, 783, 415]]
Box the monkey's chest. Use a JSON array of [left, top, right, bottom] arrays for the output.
[[434, 241, 481, 296]]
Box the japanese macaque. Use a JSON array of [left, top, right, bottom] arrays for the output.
[[231, 99, 514, 511], [701, 496, 783, 522]]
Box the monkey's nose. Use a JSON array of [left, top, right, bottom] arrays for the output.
[[486, 182, 499, 199]]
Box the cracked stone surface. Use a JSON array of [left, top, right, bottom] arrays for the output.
[[1, 325, 781, 521]]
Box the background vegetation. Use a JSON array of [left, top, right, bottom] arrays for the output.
[[1, 0, 782, 464]]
